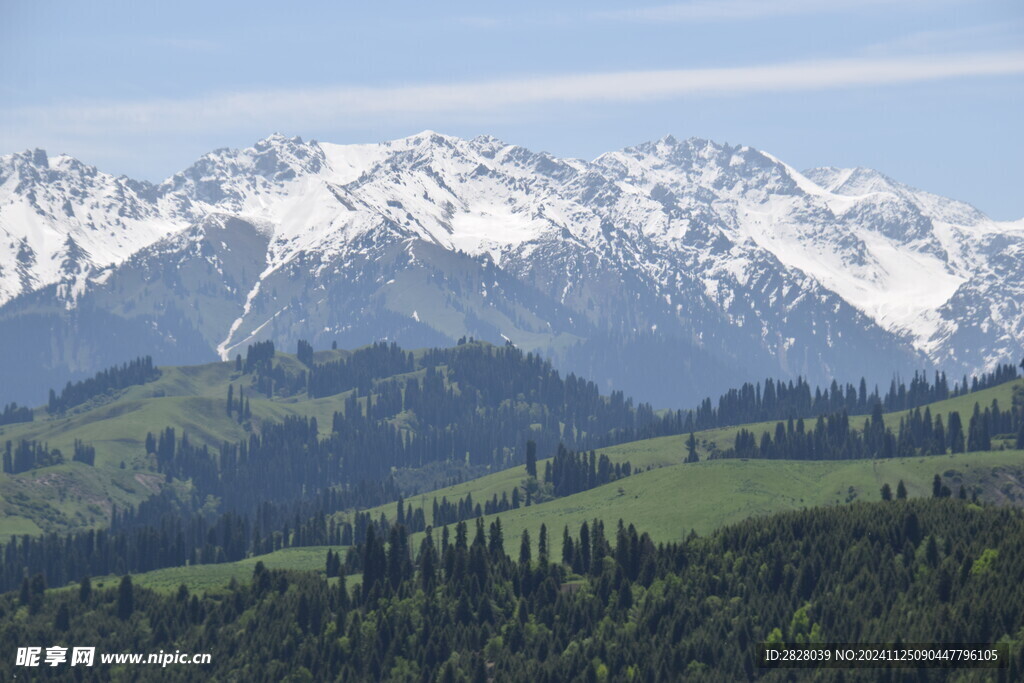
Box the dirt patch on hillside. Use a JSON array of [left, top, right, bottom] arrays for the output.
[[939, 465, 1024, 505]]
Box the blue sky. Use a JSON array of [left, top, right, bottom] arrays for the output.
[[1, 0, 1022, 218]]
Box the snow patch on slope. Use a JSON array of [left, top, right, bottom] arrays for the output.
[[449, 205, 542, 260]]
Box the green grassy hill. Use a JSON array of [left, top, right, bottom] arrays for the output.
[[461, 449, 1024, 558], [0, 350, 356, 466], [0, 349, 432, 538], [0, 355, 330, 538], [339, 377, 1021, 589], [68, 547, 362, 595], [104, 446, 1024, 595], [4, 348, 1021, 593], [359, 375, 1023, 542]]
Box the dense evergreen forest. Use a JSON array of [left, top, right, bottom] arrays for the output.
[[1, 439, 63, 474], [46, 356, 159, 414], [0, 340, 656, 592], [720, 394, 1024, 461], [543, 444, 632, 498], [152, 342, 653, 515], [0, 441, 633, 593], [0, 478, 406, 593], [3, 499, 1022, 681], [0, 401, 32, 426], [10, 340, 1020, 484], [675, 363, 1020, 435]]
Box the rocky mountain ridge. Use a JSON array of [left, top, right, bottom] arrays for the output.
[[1, 131, 1020, 406]]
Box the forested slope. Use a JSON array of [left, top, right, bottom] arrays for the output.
[[4, 499, 1023, 681], [1, 342, 1021, 596]]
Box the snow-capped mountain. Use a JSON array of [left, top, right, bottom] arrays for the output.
[[0, 132, 1020, 407], [0, 149, 181, 305]]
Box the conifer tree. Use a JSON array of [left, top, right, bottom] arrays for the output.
[[117, 575, 134, 620], [30, 573, 46, 598], [419, 531, 436, 590], [297, 593, 310, 634], [488, 519, 504, 558], [519, 530, 531, 566], [948, 412, 965, 453], [325, 550, 337, 578], [297, 339, 314, 367], [579, 522, 591, 573], [932, 415, 946, 455], [54, 603, 70, 632]]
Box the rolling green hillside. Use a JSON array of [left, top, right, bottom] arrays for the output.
[[66, 547, 362, 595], [18, 362, 1015, 593], [2, 356, 1020, 539], [0, 352, 361, 539], [0, 340, 674, 540], [359, 446, 1024, 562], [21, 499, 1024, 682], [460, 449, 1024, 560], [0, 349, 354, 465], [104, 446, 1024, 595], [358, 376, 1024, 540], [2, 346, 1020, 594]]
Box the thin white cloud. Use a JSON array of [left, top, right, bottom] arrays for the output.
[[594, 0, 942, 22], [863, 21, 1023, 56], [2, 51, 1023, 140]]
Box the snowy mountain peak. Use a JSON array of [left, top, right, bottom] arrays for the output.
[[1, 147, 49, 170], [404, 129, 459, 143], [804, 165, 989, 229], [804, 166, 901, 197], [0, 131, 1020, 402], [0, 144, 183, 305], [258, 131, 301, 145], [166, 134, 325, 195]]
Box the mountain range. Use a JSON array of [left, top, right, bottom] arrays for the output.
[[1, 131, 1021, 407]]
